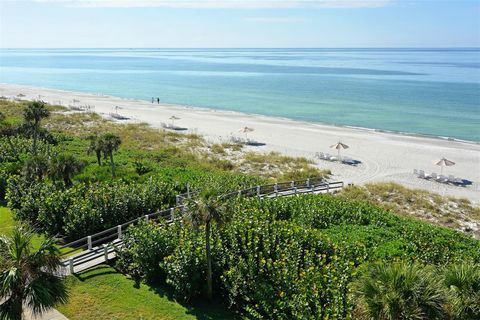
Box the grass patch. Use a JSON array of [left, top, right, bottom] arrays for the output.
[[241, 151, 330, 181], [339, 182, 480, 237], [0, 206, 45, 248], [58, 265, 236, 320]]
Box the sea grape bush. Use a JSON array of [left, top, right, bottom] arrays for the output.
[[219, 208, 354, 319], [116, 221, 179, 283], [6, 177, 177, 238], [116, 193, 480, 319]]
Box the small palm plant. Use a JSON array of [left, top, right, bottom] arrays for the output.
[[100, 133, 121, 178], [22, 154, 49, 182], [354, 262, 448, 320], [22, 101, 50, 155], [0, 226, 68, 320], [443, 263, 480, 320], [87, 135, 103, 166], [183, 189, 228, 300], [48, 153, 84, 187]]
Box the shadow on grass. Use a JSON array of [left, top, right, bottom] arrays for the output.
[[146, 284, 238, 320], [73, 265, 119, 282]]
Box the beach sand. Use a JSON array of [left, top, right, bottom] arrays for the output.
[[2, 83, 479, 204]]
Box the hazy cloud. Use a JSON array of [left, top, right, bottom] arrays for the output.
[[33, 0, 393, 9]]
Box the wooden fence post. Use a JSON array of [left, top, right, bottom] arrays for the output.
[[69, 258, 74, 274], [104, 244, 109, 261], [145, 215, 149, 222], [170, 208, 175, 221], [176, 195, 180, 206], [256, 186, 261, 198], [117, 225, 122, 240], [307, 178, 310, 188], [87, 236, 92, 250], [187, 183, 191, 198]]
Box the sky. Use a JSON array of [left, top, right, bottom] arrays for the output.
[[0, 0, 479, 48]]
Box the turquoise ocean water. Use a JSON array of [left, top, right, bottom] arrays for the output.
[[0, 48, 479, 141]]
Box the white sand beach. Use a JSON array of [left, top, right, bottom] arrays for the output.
[[2, 83, 479, 204]]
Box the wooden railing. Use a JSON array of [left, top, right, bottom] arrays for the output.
[[60, 178, 343, 274]]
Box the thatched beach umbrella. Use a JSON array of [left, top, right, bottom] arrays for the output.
[[239, 126, 254, 140], [169, 116, 180, 126], [330, 141, 349, 159], [433, 157, 455, 175]]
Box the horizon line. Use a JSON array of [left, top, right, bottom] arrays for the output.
[[1, 46, 480, 50]]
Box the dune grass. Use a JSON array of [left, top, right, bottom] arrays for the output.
[[339, 182, 480, 237], [58, 265, 236, 320]]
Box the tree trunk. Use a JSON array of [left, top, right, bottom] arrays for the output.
[[64, 175, 72, 188], [32, 131, 38, 155], [205, 219, 212, 300], [109, 152, 116, 178], [96, 151, 102, 165]]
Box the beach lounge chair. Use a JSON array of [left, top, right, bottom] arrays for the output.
[[419, 170, 428, 179], [430, 172, 439, 180], [413, 169, 419, 175], [438, 175, 448, 183]]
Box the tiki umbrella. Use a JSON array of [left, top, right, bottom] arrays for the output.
[[239, 126, 254, 140], [330, 142, 349, 159], [169, 116, 180, 127], [433, 157, 455, 175]]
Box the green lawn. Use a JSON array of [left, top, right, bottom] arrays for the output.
[[0, 206, 14, 235], [0, 206, 45, 248], [58, 265, 236, 320]]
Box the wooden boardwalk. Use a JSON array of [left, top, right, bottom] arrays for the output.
[[59, 178, 343, 275]]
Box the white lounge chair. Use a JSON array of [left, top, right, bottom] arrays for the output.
[[438, 175, 448, 183], [418, 170, 428, 179], [413, 169, 419, 175], [430, 172, 438, 180]]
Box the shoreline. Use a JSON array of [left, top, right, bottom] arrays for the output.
[[1, 82, 479, 203], [2, 83, 479, 146]]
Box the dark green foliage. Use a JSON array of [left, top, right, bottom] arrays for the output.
[[48, 153, 84, 187], [219, 209, 353, 319], [354, 262, 448, 320], [163, 228, 211, 301], [443, 263, 480, 319], [116, 221, 179, 283], [21, 101, 52, 155], [0, 226, 68, 320]]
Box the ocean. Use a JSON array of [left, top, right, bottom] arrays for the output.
[[0, 48, 479, 141]]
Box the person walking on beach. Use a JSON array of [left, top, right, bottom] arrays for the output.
[[157, 97, 160, 104], [151, 97, 154, 103]]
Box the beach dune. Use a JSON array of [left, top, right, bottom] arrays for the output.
[[1, 83, 479, 204]]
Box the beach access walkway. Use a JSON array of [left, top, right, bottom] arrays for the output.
[[58, 178, 344, 275]]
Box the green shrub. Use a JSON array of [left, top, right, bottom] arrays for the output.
[[116, 221, 179, 283], [444, 263, 480, 319], [354, 262, 448, 320], [163, 229, 209, 301], [219, 208, 354, 319]]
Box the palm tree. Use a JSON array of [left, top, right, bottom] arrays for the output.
[[23, 155, 49, 182], [183, 189, 228, 300], [443, 263, 480, 320], [87, 135, 103, 166], [48, 154, 84, 187], [100, 133, 121, 178], [0, 112, 19, 160], [0, 226, 68, 320], [354, 262, 448, 320], [22, 101, 50, 155]]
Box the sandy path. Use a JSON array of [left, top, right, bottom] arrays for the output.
[[1, 83, 479, 204]]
